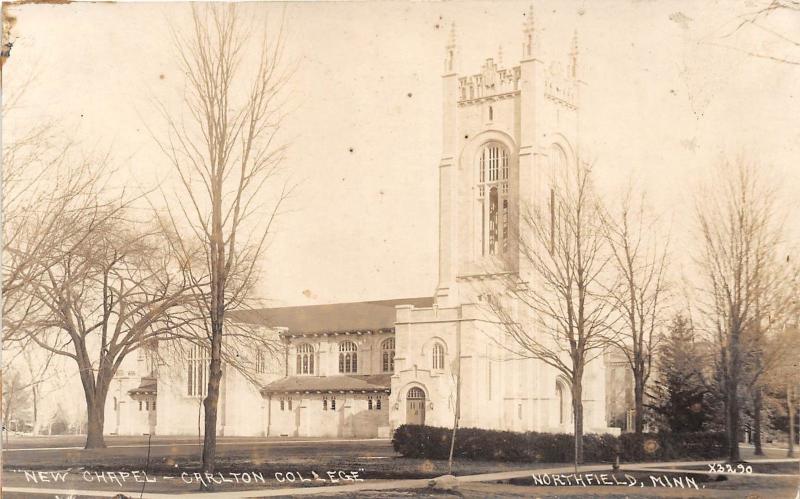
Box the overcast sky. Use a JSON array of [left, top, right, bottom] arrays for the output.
[[5, 0, 800, 308]]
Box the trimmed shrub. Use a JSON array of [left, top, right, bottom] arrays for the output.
[[618, 431, 727, 462], [392, 424, 727, 463]]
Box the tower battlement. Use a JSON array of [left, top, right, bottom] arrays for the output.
[[458, 59, 521, 104]]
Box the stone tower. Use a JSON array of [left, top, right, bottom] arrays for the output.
[[434, 7, 581, 308]]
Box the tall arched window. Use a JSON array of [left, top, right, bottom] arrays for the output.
[[477, 143, 510, 256], [548, 144, 568, 253], [556, 379, 571, 425], [339, 341, 358, 374], [382, 338, 395, 373], [187, 344, 209, 397], [296, 344, 314, 375], [432, 343, 445, 370]]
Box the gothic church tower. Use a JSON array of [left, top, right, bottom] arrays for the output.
[[435, 8, 581, 308], [391, 8, 608, 435]]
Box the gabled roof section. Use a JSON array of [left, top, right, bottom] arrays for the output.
[[261, 374, 392, 395], [228, 297, 433, 336]]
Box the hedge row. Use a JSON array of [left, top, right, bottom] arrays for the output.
[[391, 425, 727, 463]]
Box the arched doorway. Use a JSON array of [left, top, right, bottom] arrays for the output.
[[406, 387, 426, 426]]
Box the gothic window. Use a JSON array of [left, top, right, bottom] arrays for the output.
[[556, 380, 571, 425], [280, 399, 285, 411], [187, 343, 209, 397], [488, 106, 493, 121], [432, 342, 445, 370], [296, 344, 314, 375], [477, 143, 511, 256], [381, 338, 395, 373], [255, 349, 266, 374], [339, 341, 358, 374]]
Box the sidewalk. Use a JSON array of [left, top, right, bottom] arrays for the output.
[[5, 456, 798, 498]]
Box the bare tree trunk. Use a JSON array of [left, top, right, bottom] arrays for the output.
[[85, 397, 107, 449], [726, 376, 741, 462], [78, 358, 113, 449], [788, 384, 795, 458], [572, 381, 584, 466], [753, 387, 763, 456], [447, 321, 462, 475], [32, 384, 38, 435], [83, 374, 112, 449], [633, 373, 645, 435], [3, 381, 15, 433], [201, 320, 224, 481]]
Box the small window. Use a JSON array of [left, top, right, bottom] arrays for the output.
[[138, 401, 143, 411], [323, 398, 328, 411], [489, 106, 493, 121], [280, 399, 285, 411], [152, 400, 156, 411], [331, 398, 337, 410], [368, 397, 373, 411], [145, 401, 150, 411], [288, 398, 293, 411], [376, 397, 382, 410]]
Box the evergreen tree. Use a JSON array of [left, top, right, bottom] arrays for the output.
[[648, 314, 712, 432]]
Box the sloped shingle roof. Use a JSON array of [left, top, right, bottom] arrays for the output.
[[228, 297, 433, 335], [261, 374, 392, 394]]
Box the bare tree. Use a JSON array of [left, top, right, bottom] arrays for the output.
[[485, 162, 612, 465], [12, 206, 198, 448], [602, 187, 669, 435], [740, 272, 798, 455], [2, 368, 31, 441], [2, 88, 106, 339], [155, 4, 293, 478], [1, 343, 61, 436], [694, 157, 787, 462]]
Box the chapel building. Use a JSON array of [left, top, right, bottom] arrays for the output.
[[105, 10, 618, 438]]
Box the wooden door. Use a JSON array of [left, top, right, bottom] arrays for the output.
[[406, 387, 426, 426]]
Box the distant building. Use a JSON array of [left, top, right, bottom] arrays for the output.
[[106, 10, 619, 438]]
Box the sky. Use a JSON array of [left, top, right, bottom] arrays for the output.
[[4, 0, 800, 312]]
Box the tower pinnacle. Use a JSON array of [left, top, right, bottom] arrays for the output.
[[444, 23, 457, 73], [569, 29, 579, 79], [522, 5, 535, 59]]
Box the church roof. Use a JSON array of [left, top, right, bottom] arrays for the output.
[[261, 374, 392, 394], [229, 297, 433, 336], [128, 376, 157, 396]]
